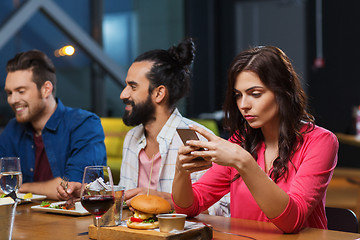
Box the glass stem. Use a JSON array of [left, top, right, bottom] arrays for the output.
[[96, 216, 101, 240], [9, 200, 19, 240]]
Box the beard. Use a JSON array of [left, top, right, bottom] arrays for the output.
[[122, 95, 156, 126], [13, 92, 46, 124]]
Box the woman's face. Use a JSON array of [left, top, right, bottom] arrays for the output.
[[234, 70, 279, 130]]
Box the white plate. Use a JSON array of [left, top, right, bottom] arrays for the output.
[[31, 201, 90, 216], [18, 193, 47, 202]]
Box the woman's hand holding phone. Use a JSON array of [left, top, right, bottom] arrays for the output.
[[176, 128, 212, 173], [176, 128, 206, 161]]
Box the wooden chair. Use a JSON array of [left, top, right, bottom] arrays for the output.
[[326, 206, 358, 233]]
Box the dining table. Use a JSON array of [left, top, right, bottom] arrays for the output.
[[12, 201, 360, 240]]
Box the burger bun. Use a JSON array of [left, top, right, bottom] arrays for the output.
[[126, 219, 159, 230], [131, 194, 171, 214]]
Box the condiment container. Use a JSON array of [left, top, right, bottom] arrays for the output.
[[156, 213, 187, 233]]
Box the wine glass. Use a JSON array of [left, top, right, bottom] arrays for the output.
[[0, 157, 22, 195], [80, 166, 114, 239]]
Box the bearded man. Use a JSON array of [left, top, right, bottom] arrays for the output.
[[118, 38, 230, 217], [57, 39, 230, 216]]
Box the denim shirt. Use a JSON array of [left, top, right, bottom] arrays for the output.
[[0, 99, 107, 183]]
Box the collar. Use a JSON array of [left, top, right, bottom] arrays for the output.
[[157, 108, 182, 144], [43, 98, 64, 132], [24, 98, 64, 135], [135, 108, 183, 152]]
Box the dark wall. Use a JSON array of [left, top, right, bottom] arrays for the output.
[[307, 0, 360, 135], [306, 0, 360, 168], [184, 0, 236, 117]]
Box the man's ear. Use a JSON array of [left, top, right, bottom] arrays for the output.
[[41, 81, 54, 98], [153, 85, 166, 104]]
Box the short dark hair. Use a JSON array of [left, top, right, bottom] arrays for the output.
[[134, 38, 195, 109], [6, 50, 56, 95], [223, 46, 314, 182]]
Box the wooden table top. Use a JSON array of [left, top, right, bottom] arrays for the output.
[[12, 202, 360, 240], [12, 202, 91, 240]]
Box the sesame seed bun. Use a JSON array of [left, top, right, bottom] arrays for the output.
[[130, 195, 171, 214]]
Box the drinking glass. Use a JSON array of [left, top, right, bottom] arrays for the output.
[[80, 166, 114, 239], [0, 157, 22, 194]]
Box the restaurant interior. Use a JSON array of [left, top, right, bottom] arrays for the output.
[[1, 0, 360, 238]]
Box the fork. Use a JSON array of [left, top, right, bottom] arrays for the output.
[[60, 177, 69, 191]]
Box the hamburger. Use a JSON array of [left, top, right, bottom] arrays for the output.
[[126, 194, 172, 229]]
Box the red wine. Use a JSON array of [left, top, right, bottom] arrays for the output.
[[81, 195, 115, 217]]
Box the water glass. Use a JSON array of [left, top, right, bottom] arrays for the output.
[[96, 185, 125, 227], [0, 157, 22, 194]]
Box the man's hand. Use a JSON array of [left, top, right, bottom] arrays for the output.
[[124, 188, 173, 209], [19, 177, 63, 200], [57, 181, 81, 200]]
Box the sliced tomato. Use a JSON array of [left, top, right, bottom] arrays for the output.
[[130, 217, 143, 222], [41, 204, 50, 208]]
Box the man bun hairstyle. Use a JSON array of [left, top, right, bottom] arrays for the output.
[[134, 37, 195, 109], [168, 38, 195, 67], [6, 49, 57, 95]]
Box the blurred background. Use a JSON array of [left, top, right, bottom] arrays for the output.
[[1, 0, 360, 166], [2, 0, 360, 220]]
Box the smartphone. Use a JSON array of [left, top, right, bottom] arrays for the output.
[[176, 128, 200, 145], [176, 128, 206, 161]]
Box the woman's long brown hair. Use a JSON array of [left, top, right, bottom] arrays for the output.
[[223, 46, 314, 182]]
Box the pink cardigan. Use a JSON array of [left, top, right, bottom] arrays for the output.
[[173, 125, 338, 233]]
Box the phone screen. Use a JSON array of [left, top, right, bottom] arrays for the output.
[[176, 128, 200, 145], [176, 128, 206, 162]]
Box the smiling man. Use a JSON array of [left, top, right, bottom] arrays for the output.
[[118, 39, 207, 207], [118, 38, 230, 217], [57, 39, 230, 216], [0, 50, 106, 199]]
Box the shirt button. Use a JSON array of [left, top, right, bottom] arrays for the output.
[[30, 168, 34, 172], [31, 145, 34, 149]]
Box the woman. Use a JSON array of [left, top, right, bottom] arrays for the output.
[[172, 46, 338, 233]]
